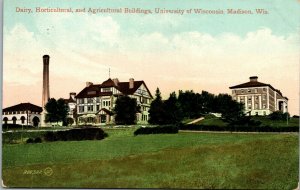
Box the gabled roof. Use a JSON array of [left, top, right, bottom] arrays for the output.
[[64, 97, 76, 103], [229, 81, 276, 91], [101, 78, 116, 87], [3, 103, 42, 113], [96, 108, 113, 115], [75, 78, 153, 99]]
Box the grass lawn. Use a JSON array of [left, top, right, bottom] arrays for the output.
[[2, 128, 299, 189]]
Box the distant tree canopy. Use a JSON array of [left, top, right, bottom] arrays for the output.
[[45, 98, 69, 125], [268, 111, 290, 121], [149, 89, 244, 125], [114, 95, 140, 125]]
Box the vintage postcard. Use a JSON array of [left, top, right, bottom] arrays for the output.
[[2, 0, 299, 189]]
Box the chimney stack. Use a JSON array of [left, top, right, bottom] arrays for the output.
[[41, 55, 50, 127], [70, 92, 76, 100], [129, 78, 134, 89], [112, 78, 119, 86], [42, 55, 50, 108], [250, 76, 258, 82], [86, 82, 93, 87]]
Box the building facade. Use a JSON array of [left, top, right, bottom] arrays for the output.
[[2, 103, 42, 127], [64, 92, 77, 119], [75, 78, 153, 125], [229, 76, 288, 116]]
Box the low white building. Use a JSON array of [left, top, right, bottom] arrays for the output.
[[2, 103, 42, 127], [229, 76, 288, 116]]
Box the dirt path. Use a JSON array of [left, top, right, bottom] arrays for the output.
[[187, 117, 205, 125]]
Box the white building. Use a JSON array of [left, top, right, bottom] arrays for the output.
[[2, 103, 42, 127], [229, 76, 288, 116], [75, 78, 153, 125]]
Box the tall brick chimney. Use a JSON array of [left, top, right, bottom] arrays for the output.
[[41, 55, 50, 127]]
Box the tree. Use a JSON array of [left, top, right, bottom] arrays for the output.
[[148, 88, 165, 124], [178, 90, 203, 119], [163, 92, 183, 124], [214, 94, 245, 122], [269, 111, 290, 121], [66, 117, 74, 126], [45, 98, 69, 126], [114, 96, 139, 125]]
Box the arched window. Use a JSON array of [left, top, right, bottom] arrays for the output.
[[3, 117, 8, 124], [20, 116, 26, 124], [32, 117, 40, 127], [12, 116, 17, 124]]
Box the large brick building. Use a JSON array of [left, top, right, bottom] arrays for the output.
[[75, 78, 153, 125], [229, 76, 288, 116]]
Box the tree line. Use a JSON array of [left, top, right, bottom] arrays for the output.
[[148, 88, 244, 125], [44, 88, 245, 126]]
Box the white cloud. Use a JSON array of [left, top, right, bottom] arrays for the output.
[[3, 16, 299, 114]]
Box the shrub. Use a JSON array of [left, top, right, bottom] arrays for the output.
[[34, 137, 42, 143], [134, 125, 179, 136], [43, 128, 108, 142], [3, 124, 35, 131], [179, 124, 299, 132], [269, 111, 290, 121], [26, 138, 34, 143]]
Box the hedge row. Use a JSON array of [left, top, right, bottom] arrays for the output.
[[134, 125, 179, 136], [179, 124, 299, 132], [26, 137, 42, 144], [2, 124, 35, 130], [43, 127, 108, 142]]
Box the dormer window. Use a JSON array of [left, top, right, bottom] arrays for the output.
[[87, 91, 96, 95], [102, 88, 111, 92]]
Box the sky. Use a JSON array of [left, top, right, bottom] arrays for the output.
[[3, 0, 300, 115]]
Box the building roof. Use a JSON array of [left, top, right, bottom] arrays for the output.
[[229, 81, 276, 91], [76, 78, 153, 99], [64, 97, 76, 103], [229, 76, 288, 100], [3, 103, 42, 113]]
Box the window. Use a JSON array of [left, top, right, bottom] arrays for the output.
[[96, 105, 100, 111], [247, 89, 251, 93], [79, 106, 84, 113], [255, 96, 258, 100], [87, 105, 93, 112], [248, 96, 252, 101], [263, 104, 267, 109], [262, 95, 267, 100], [87, 98, 93, 103], [87, 91, 96, 95], [241, 90, 244, 94], [102, 88, 111, 92], [79, 99, 84, 104], [103, 101, 110, 107], [96, 97, 100, 103], [263, 88, 267, 92]]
